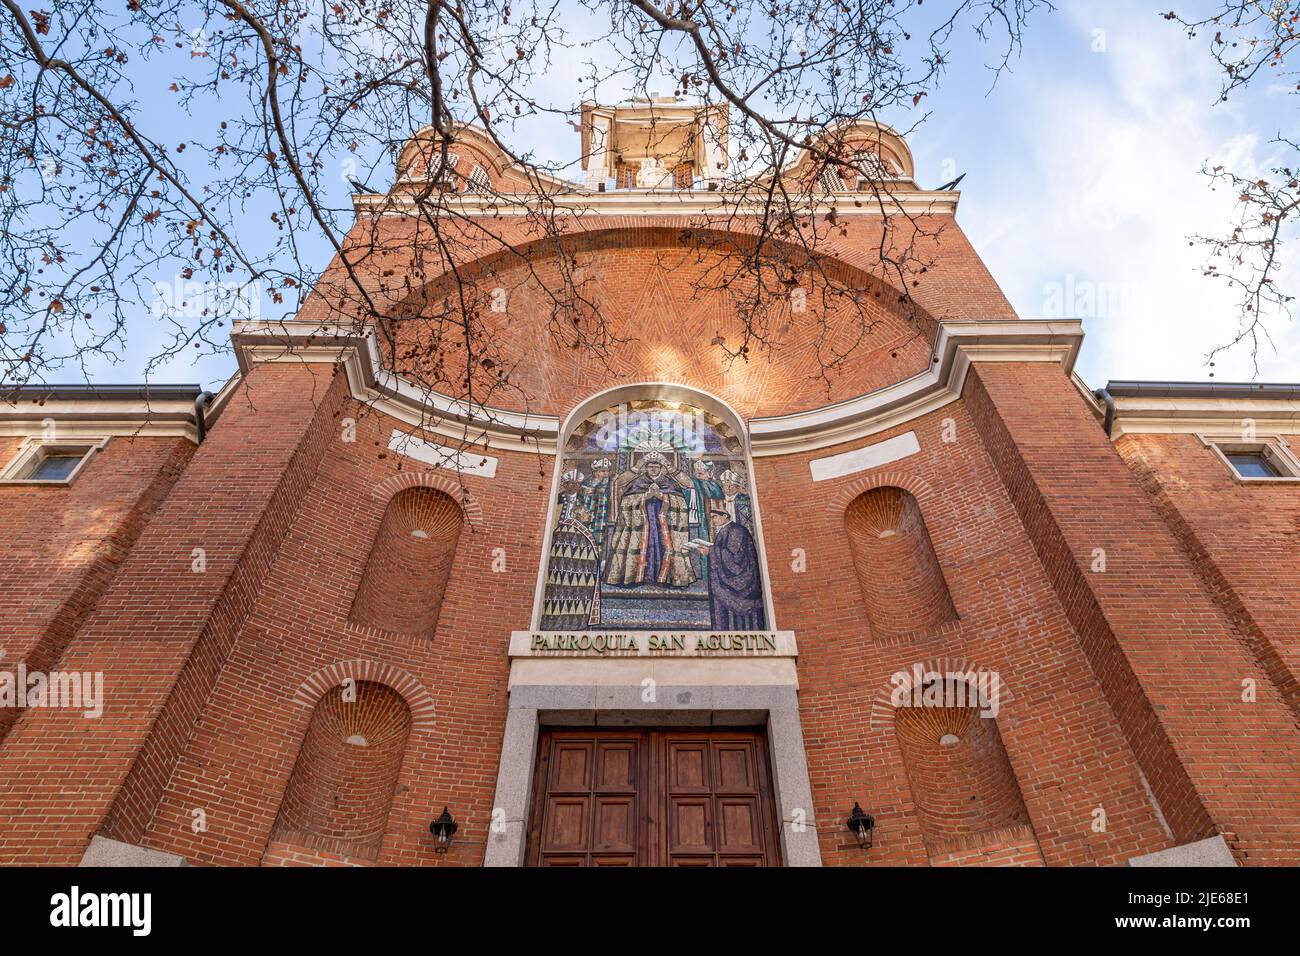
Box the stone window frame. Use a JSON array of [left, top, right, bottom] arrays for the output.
[[1199, 433, 1300, 484], [0, 436, 109, 486]]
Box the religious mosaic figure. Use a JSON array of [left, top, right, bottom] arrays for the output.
[[603, 452, 696, 587], [684, 459, 724, 577], [540, 399, 769, 631], [539, 469, 601, 629], [578, 458, 614, 556], [687, 469, 764, 628], [719, 469, 755, 533]]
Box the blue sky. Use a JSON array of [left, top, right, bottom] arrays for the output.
[[68, 0, 1300, 392]]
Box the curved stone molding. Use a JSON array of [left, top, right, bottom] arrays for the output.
[[231, 318, 1084, 458]]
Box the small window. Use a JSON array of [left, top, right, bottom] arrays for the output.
[[1225, 452, 1280, 479], [24, 453, 85, 481], [819, 165, 846, 192], [1204, 437, 1300, 482], [1, 440, 104, 484], [466, 164, 491, 193]]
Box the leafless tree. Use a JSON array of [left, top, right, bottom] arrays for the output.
[[1167, 2, 1299, 371], [0, 0, 1049, 452]]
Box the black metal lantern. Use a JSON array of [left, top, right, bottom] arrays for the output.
[[429, 807, 458, 853], [846, 802, 875, 850]]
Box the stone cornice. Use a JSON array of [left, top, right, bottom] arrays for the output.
[[353, 187, 959, 218], [0, 382, 238, 443], [230, 318, 1085, 457], [231, 319, 557, 454], [748, 320, 1084, 455], [1108, 396, 1300, 438]]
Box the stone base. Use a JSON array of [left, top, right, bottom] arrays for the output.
[[79, 835, 189, 867], [1127, 835, 1237, 867]]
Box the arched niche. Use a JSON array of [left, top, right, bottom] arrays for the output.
[[892, 677, 1031, 855], [271, 681, 413, 861], [350, 487, 462, 639], [844, 486, 957, 641]]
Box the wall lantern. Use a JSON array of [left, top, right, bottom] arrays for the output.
[[846, 802, 875, 850], [429, 807, 458, 853]]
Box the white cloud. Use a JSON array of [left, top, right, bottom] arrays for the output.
[[965, 3, 1299, 386]]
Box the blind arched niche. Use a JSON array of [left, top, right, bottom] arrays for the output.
[[844, 486, 956, 641], [272, 681, 412, 861], [350, 487, 462, 639]]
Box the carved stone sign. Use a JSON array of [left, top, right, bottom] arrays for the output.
[[509, 630, 797, 658]]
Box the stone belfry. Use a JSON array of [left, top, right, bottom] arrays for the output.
[[579, 94, 729, 190]]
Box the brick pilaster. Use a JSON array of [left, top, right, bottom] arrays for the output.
[[0, 363, 347, 865], [965, 361, 1300, 864]]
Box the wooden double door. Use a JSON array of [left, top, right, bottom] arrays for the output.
[[525, 728, 783, 867]]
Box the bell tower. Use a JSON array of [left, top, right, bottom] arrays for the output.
[[579, 94, 729, 191]]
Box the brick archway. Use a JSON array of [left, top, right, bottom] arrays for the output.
[[292, 659, 436, 730], [371, 471, 483, 527], [826, 470, 937, 515], [868, 656, 1014, 731]]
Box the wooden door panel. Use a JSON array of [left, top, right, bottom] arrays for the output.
[[541, 796, 589, 851], [549, 742, 593, 791], [667, 796, 712, 854], [527, 728, 780, 867], [595, 741, 637, 791], [715, 742, 758, 790], [593, 796, 637, 852], [666, 741, 710, 792], [716, 797, 764, 852]]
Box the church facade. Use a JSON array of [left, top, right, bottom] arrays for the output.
[[1, 99, 1298, 867]]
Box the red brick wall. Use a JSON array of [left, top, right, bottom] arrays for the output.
[[128, 399, 544, 866], [0, 436, 192, 740], [0, 362, 346, 864], [754, 398, 1173, 867], [1118, 433, 1300, 720], [296, 215, 1018, 419], [964, 362, 1300, 864], [930, 824, 1046, 866]]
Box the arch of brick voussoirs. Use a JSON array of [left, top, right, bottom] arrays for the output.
[[291, 659, 437, 730], [370, 470, 484, 527], [868, 655, 1015, 731]]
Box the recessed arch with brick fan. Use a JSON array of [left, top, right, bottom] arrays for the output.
[[350, 486, 462, 638], [893, 678, 1033, 859], [270, 681, 412, 862], [844, 486, 957, 641]]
